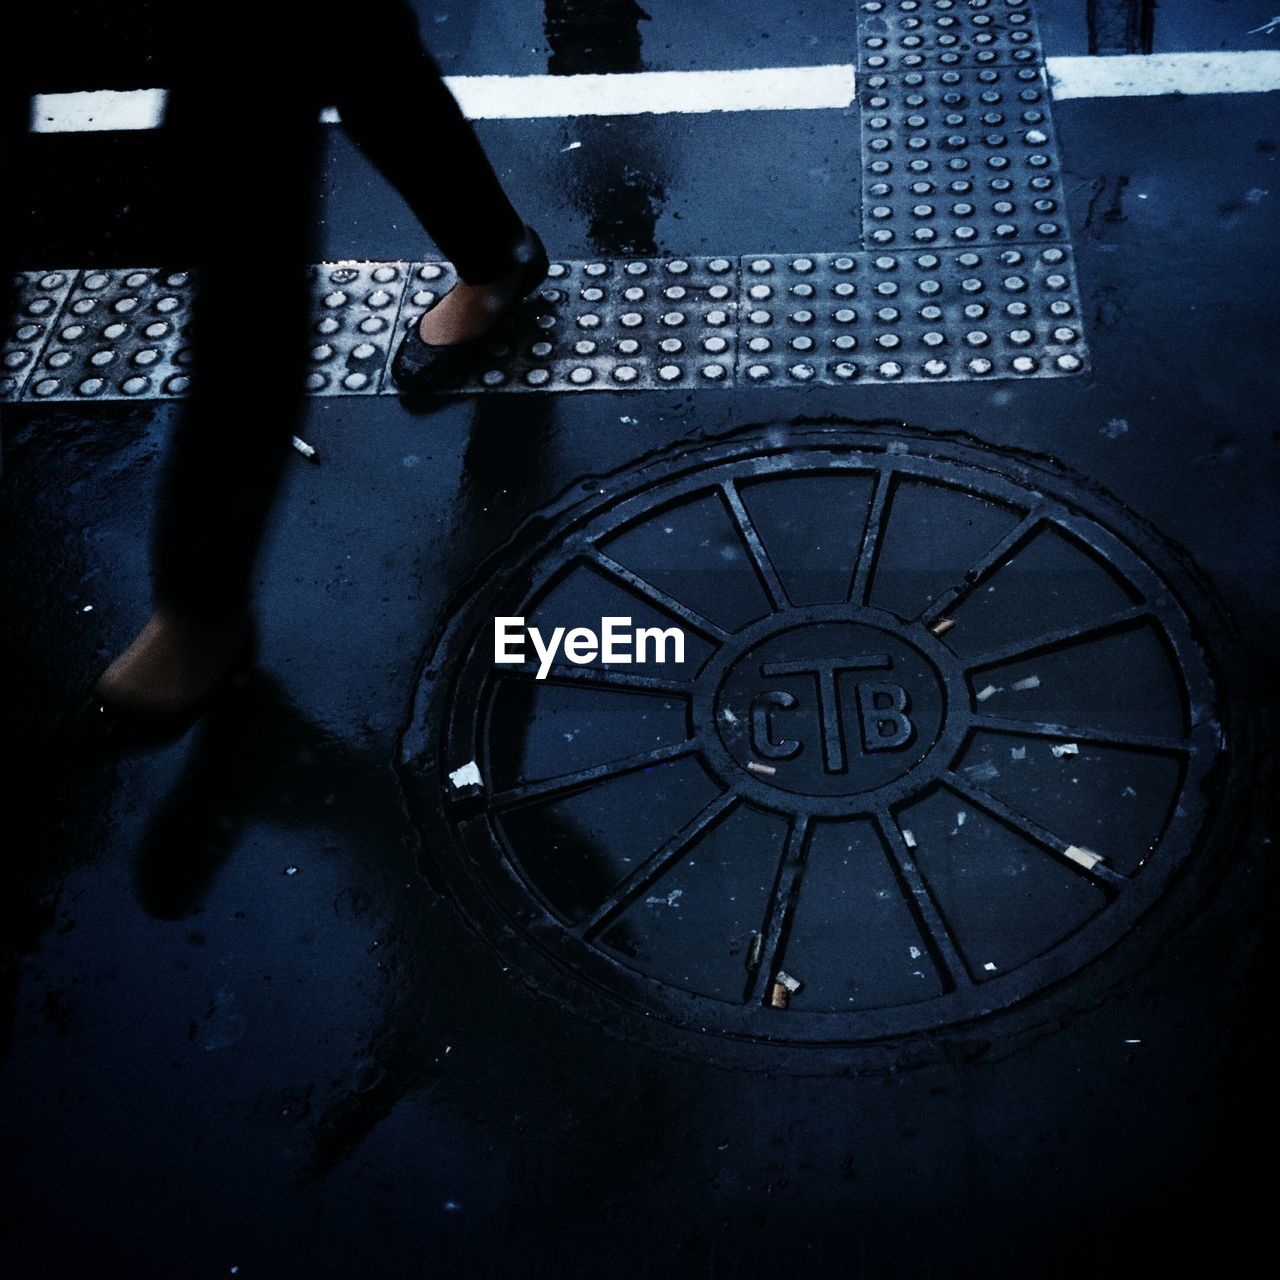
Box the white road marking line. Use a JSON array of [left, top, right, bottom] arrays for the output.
[[1046, 50, 1280, 99], [443, 65, 857, 118], [30, 88, 167, 133], [26, 51, 1280, 134], [31, 66, 855, 134]]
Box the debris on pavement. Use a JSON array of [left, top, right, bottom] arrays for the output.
[[1064, 845, 1103, 870], [448, 760, 484, 791]]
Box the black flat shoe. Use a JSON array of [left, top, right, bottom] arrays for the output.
[[71, 622, 258, 754], [392, 226, 549, 393]]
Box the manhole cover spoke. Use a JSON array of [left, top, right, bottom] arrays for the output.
[[407, 429, 1228, 1048], [745, 816, 813, 1007], [941, 768, 1130, 890], [967, 714, 1191, 755], [914, 503, 1050, 626], [719, 479, 793, 612], [579, 792, 741, 940], [494, 662, 696, 697], [959, 603, 1154, 673], [849, 468, 896, 607], [487, 739, 701, 812], [587, 547, 736, 644], [872, 806, 972, 994]]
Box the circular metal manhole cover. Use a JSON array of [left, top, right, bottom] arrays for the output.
[[401, 427, 1227, 1050]]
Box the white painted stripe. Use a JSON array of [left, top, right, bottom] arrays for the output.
[[445, 65, 857, 118], [30, 88, 166, 133], [1046, 50, 1280, 100], [26, 51, 1280, 134], [31, 65, 855, 133]]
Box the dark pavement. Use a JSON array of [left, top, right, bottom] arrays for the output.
[[2, 2, 1278, 1276]]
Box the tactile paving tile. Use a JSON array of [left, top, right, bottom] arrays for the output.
[[735, 246, 1086, 385], [6, 250, 1087, 396], [860, 65, 1066, 249], [306, 261, 409, 395], [392, 256, 738, 392], [1, 270, 78, 401], [737, 254, 861, 383], [858, 0, 1042, 73], [22, 267, 196, 402]]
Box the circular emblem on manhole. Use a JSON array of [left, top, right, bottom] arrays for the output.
[[704, 610, 955, 807], [401, 427, 1229, 1052]]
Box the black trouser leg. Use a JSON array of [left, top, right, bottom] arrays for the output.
[[150, 81, 320, 621], [332, 0, 527, 284], [152, 0, 530, 616]]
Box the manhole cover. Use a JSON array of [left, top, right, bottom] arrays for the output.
[[401, 427, 1227, 1050]]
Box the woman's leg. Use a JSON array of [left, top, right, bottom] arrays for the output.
[[332, 0, 528, 286], [98, 33, 322, 713], [331, 0, 545, 349]]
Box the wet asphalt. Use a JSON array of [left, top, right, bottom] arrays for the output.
[[2, 2, 1279, 1276]]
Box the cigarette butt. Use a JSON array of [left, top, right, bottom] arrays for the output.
[[776, 970, 802, 993], [1011, 675, 1041, 691], [1064, 844, 1102, 870], [291, 435, 317, 459], [929, 617, 956, 637], [746, 933, 763, 969], [747, 761, 777, 776], [767, 982, 790, 1009], [902, 828, 917, 849], [976, 684, 999, 702]]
